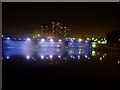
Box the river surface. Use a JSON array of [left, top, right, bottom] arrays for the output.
[[2, 46, 120, 89]]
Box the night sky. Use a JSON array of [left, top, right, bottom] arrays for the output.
[[2, 2, 119, 38]]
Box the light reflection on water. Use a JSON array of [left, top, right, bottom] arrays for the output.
[[2, 47, 107, 61], [2, 47, 120, 64]]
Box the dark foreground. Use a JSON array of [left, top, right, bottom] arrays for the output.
[[2, 48, 120, 89]]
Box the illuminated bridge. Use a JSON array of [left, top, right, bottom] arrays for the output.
[[2, 37, 92, 48]]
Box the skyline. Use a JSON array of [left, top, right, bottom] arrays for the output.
[[2, 2, 119, 38]]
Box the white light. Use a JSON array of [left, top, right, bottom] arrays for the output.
[[6, 56, 10, 59], [92, 50, 96, 56], [85, 40, 88, 43], [38, 34, 40, 37], [85, 55, 88, 58], [58, 55, 61, 58], [41, 38, 45, 42], [78, 38, 82, 42], [92, 50, 96, 54], [50, 39, 53, 42], [92, 44, 96, 48], [2, 35, 3, 37], [49, 55, 53, 59], [58, 39, 62, 42], [56, 45, 60, 47], [73, 38, 75, 40], [7, 37, 10, 40], [41, 55, 44, 59], [92, 38, 95, 40], [27, 38, 31, 41], [87, 38, 90, 40], [26, 56, 30, 59], [118, 61, 120, 63], [79, 51, 81, 54], [100, 57, 102, 60]]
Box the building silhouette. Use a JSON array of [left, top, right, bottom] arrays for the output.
[[106, 31, 120, 47]]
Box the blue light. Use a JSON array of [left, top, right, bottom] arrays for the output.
[[70, 55, 73, 58], [6, 56, 10, 59], [77, 55, 80, 59]]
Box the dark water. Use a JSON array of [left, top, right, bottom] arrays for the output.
[[2, 47, 120, 89]]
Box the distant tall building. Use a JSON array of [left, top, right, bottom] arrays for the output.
[[40, 22, 71, 39], [106, 31, 120, 47]]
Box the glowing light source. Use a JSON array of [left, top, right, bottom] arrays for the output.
[[92, 38, 95, 40], [77, 55, 80, 59], [100, 57, 102, 60], [85, 55, 88, 58], [92, 50, 96, 54], [50, 39, 53, 42], [41, 38, 45, 42], [49, 55, 53, 59], [87, 38, 90, 40], [85, 40, 88, 43], [78, 38, 82, 42], [38, 34, 40, 37], [92, 42, 96, 48], [103, 55, 105, 58], [6, 56, 10, 59], [73, 38, 75, 40], [26, 56, 30, 59], [118, 61, 120, 63], [27, 38, 31, 41], [79, 51, 81, 54], [7, 37, 10, 40], [92, 44, 96, 48], [70, 55, 73, 58], [58, 39, 62, 42], [41, 55, 44, 59], [58, 55, 61, 58]]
